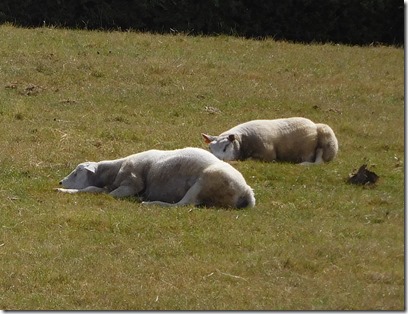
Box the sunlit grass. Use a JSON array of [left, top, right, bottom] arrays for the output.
[[0, 24, 404, 310]]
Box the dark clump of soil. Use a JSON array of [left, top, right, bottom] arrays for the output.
[[347, 164, 379, 185]]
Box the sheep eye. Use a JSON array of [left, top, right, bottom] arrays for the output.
[[223, 143, 231, 152]]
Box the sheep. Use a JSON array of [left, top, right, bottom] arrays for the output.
[[202, 117, 338, 165], [56, 147, 255, 209]]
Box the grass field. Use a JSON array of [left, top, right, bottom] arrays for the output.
[[0, 24, 404, 310]]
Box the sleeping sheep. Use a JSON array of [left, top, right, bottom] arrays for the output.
[[57, 147, 255, 208], [202, 117, 338, 165]]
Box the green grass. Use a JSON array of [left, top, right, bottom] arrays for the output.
[[0, 24, 404, 310]]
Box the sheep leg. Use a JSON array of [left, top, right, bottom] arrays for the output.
[[57, 185, 137, 198], [141, 200, 178, 206], [56, 188, 80, 194], [56, 186, 108, 194], [142, 181, 201, 207], [314, 148, 324, 164], [299, 148, 323, 166], [109, 185, 138, 198]]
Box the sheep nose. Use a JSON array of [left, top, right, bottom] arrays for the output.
[[59, 181, 62, 185]]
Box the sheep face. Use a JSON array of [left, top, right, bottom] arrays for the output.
[[204, 134, 240, 161], [59, 162, 98, 189]]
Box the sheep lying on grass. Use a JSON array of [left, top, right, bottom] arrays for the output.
[[202, 117, 338, 165], [57, 147, 255, 208]]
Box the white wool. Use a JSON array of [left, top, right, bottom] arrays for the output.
[[57, 147, 255, 208], [202, 117, 338, 164]]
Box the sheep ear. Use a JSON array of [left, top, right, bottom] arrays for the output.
[[228, 134, 236, 142], [84, 163, 98, 173], [202, 133, 217, 144]]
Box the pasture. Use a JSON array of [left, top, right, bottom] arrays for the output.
[[0, 24, 404, 310]]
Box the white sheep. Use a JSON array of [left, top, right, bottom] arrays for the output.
[[202, 117, 338, 165], [57, 147, 255, 208]]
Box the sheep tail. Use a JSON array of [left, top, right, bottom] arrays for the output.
[[236, 188, 256, 209], [316, 123, 339, 162]]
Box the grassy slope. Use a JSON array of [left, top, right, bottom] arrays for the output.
[[0, 25, 404, 310]]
